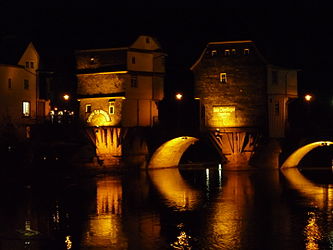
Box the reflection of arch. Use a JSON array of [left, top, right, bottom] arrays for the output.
[[148, 136, 199, 168], [148, 168, 200, 211], [281, 167, 333, 210], [281, 141, 333, 169]]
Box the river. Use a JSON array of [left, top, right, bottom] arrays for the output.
[[1, 165, 333, 249]]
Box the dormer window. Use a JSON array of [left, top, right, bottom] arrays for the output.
[[244, 48, 250, 55], [211, 50, 217, 56], [30, 62, 34, 69], [146, 37, 150, 43], [25, 62, 29, 68], [224, 49, 230, 56]]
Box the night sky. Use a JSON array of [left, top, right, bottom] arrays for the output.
[[1, 8, 332, 103]]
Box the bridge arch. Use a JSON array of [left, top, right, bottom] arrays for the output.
[[281, 141, 333, 169], [148, 136, 199, 168]]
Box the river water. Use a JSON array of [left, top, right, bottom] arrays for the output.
[[1, 165, 333, 250]]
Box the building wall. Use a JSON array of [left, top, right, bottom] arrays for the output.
[[0, 65, 37, 126], [193, 43, 268, 130], [78, 98, 123, 127], [77, 73, 126, 96]]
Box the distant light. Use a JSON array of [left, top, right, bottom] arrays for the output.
[[176, 93, 183, 100], [63, 94, 70, 101], [305, 94, 312, 102]]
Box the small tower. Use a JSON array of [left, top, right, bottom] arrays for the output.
[[75, 35, 166, 166]]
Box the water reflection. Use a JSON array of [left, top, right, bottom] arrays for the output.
[[148, 168, 201, 211], [281, 167, 333, 210], [82, 176, 127, 249]]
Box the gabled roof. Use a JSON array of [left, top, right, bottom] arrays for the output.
[[190, 40, 268, 71]]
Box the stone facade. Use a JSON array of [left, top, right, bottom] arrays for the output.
[[191, 40, 298, 168], [75, 35, 166, 166]]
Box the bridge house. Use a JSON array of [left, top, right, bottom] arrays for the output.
[[75, 35, 166, 166], [191, 40, 298, 168]]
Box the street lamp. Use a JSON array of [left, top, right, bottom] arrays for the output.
[[175, 93, 183, 130], [176, 93, 183, 101], [304, 94, 313, 102], [63, 94, 70, 101]]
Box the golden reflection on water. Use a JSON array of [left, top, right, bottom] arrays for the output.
[[304, 212, 322, 250], [148, 168, 200, 211], [82, 176, 127, 249], [209, 172, 255, 249], [281, 168, 333, 210]]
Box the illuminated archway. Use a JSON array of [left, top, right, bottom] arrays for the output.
[[281, 141, 333, 169], [148, 136, 199, 168]]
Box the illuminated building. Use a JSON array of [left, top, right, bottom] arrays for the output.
[[191, 40, 298, 168], [0, 41, 50, 138], [75, 35, 166, 165]]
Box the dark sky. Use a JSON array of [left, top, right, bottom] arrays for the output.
[[1, 8, 332, 101]]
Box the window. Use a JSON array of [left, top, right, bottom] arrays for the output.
[[30, 62, 34, 68], [231, 49, 236, 55], [211, 50, 217, 56], [244, 48, 250, 55], [272, 71, 278, 85], [220, 73, 227, 83], [24, 79, 29, 90], [23, 101, 30, 117], [131, 75, 138, 88], [146, 37, 150, 43], [8, 78, 12, 89], [274, 103, 280, 115], [90, 57, 95, 64], [85, 104, 92, 113], [25, 62, 29, 68], [132, 56, 136, 64], [224, 49, 230, 56], [109, 102, 115, 114]]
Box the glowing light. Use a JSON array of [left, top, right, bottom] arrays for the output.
[[148, 136, 199, 168], [305, 94, 313, 102], [176, 93, 183, 100], [63, 94, 70, 101], [281, 141, 333, 168], [65, 235, 73, 249]]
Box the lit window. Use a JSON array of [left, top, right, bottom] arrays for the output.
[[231, 49, 236, 55], [90, 57, 95, 64], [8, 78, 12, 89], [220, 73, 227, 83], [25, 62, 29, 68], [109, 102, 115, 114], [274, 103, 280, 115], [131, 75, 137, 88], [23, 101, 30, 117], [85, 104, 92, 113], [24, 79, 29, 90], [244, 48, 250, 55], [211, 50, 217, 56], [224, 49, 230, 56], [30, 62, 34, 68], [132, 56, 136, 64]]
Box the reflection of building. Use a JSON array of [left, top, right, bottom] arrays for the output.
[[75, 35, 166, 165], [0, 41, 50, 137], [191, 40, 298, 168]]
